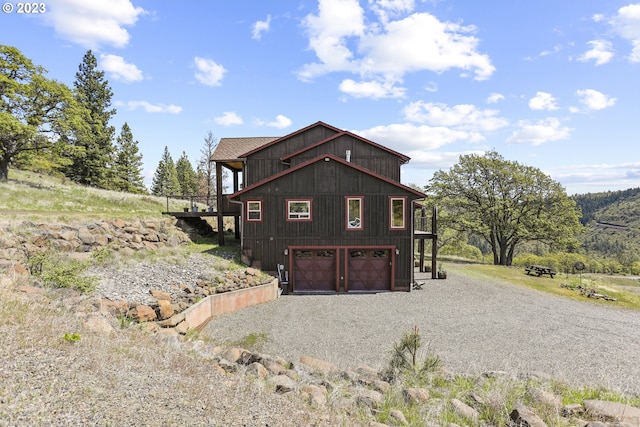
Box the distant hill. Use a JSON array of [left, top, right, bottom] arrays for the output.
[[572, 188, 640, 260]]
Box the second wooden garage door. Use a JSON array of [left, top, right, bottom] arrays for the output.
[[347, 249, 391, 292]]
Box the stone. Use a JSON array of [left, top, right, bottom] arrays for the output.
[[101, 300, 129, 316], [268, 375, 296, 394], [403, 388, 430, 404], [356, 388, 384, 409], [157, 312, 185, 328], [451, 398, 479, 421], [149, 289, 171, 302], [174, 320, 189, 335], [509, 404, 547, 427], [157, 327, 179, 338], [527, 387, 562, 408], [246, 362, 268, 378], [584, 400, 640, 425], [111, 218, 126, 229], [301, 384, 326, 407], [299, 354, 339, 375], [389, 409, 409, 425], [130, 305, 157, 322], [223, 348, 243, 364], [157, 300, 174, 320], [561, 403, 584, 417], [373, 380, 391, 394], [85, 315, 114, 336]]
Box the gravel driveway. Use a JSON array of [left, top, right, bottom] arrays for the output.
[[204, 270, 640, 395]]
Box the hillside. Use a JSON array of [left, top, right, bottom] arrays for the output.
[[573, 188, 640, 261]]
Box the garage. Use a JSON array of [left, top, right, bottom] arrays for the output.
[[292, 249, 337, 292], [347, 249, 392, 292]]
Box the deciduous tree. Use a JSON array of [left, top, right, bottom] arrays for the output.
[[428, 151, 582, 265]]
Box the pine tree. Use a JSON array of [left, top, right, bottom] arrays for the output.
[[67, 50, 116, 188], [175, 151, 198, 196], [114, 122, 146, 194], [150, 146, 179, 196]]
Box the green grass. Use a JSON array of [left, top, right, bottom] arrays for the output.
[[448, 262, 640, 310], [0, 168, 185, 220]]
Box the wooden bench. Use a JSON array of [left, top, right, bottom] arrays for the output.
[[525, 265, 556, 278]]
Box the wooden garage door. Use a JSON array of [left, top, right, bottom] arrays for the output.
[[292, 249, 337, 292], [347, 249, 391, 292]]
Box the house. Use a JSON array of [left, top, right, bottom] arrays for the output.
[[214, 121, 427, 293]]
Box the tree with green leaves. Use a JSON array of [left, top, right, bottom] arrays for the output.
[[113, 122, 146, 194], [175, 151, 198, 196], [150, 146, 179, 196], [428, 150, 583, 266], [66, 50, 116, 188], [0, 45, 80, 180]]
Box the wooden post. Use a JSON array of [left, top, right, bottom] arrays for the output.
[[216, 161, 224, 246], [431, 205, 437, 279], [233, 170, 240, 240]]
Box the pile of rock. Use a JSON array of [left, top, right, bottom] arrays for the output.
[[0, 218, 191, 261]]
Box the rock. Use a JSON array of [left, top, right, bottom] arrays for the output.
[[223, 348, 243, 364], [584, 400, 640, 425], [157, 312, 185, 328], [301, 384, 327, 407], [156, 300, 174, 320], [356, 388, 384, 409], [174, 320, 189, 335], [100, 300, 130, 316], [130, 305, 157, 322], [246, 362, 268, 378], [157, 327, 179, 338], [509, 404, 547, 427], [268, 375, 296, 394], [403, 388, 430, 404], [149, 289, 171, 302], [299, 354, 339, 375], [246, 267, 260, 276], [84, 315, 114, 336], [561, 403, 584, 417], [389, 409, 408, 425], [527, 386, 562, 408], [451, 398, 479, 421]]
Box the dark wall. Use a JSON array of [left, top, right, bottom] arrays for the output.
[[238, 159, 419, 290]]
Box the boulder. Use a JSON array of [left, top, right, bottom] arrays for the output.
[[149, 289, 171, 302], [156, 300, 174, 320], [356, 388, 384, 409], [130, 305, 157, 322], [403, 388, 430, 404], [299, 354, 339, 375], [584, 400, 640, 425], [509, 404, 547, 427], [451, 398, 479, 421], [268, 375, 296, 394]]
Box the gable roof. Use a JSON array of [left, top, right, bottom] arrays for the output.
[[239, 121, 343, 158], [230, 153, 426, 199], [212, 137, 280, 162], [281, 130, 410, 164]]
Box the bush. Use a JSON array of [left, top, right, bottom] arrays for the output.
[[383, 326, 442, 384], [27, 249, 97, 294]]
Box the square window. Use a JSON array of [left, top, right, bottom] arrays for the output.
[[390, 197, 406, 229], [247, 200, 262, 221], [346, 197, 363, 230], [287, 199, 311, 221]]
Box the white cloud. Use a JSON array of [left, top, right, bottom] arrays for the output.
[[99, 54, 143, 82], [124, 101, 182, 114], [487, 93, 505, 104], [610, 3, 640, 62], [214, 112, 243, 126], [194, 57, 227, 87], [578, 40, 614, 65], [43, 0, 145, 48], [528, 91, 559, 111], [256, 115, 292, 129], [575, 89, 616, 111], [339, 78, 405, 98], [355, 123, 471, 151], [403, 101, 508, 132], [252, 15, 271, 40], [506, 118, 572, 145], [298, 0, 494, 99]]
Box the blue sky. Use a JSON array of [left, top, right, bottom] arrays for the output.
[[2, 0, 639, 195]]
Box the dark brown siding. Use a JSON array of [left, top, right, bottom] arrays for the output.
[[238, 159, 418, 291], [288, 134, 402, 181], [244, 125, 340, 186]]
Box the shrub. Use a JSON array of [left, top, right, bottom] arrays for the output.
[[27, 249, 97, 294], [383, 326, 442, 384]]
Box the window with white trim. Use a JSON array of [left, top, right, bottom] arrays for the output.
[[390, 197, 406, 229], [287, 199, 311, 221], [247, 200, 262, 221], [346, 196, 363, 230]]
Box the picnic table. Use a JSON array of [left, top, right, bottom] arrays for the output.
[[525, 265, 556, 278]]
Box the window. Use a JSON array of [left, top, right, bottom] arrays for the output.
[[287, 199, 312, 221], [345, 196, 363, 230], [246, 200, 262, 222], [389, 197, 406, 229]]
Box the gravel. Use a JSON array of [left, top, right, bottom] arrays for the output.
[[203, 269, 640, 396]]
